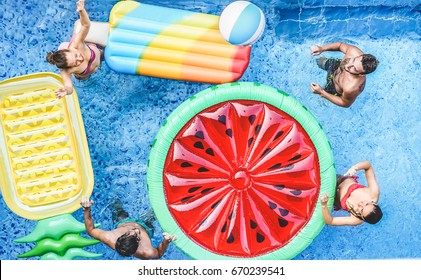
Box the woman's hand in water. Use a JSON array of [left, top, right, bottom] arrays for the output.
[[55, 87, 68, 99], [76, 0, 85, 13], [55, 87, 72, 99]]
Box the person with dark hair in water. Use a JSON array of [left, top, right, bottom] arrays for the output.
[[81, 196, 176, 259], [320, 160, 383, 226], [310, 42, 379, 108], [46, 0, 103, 99]]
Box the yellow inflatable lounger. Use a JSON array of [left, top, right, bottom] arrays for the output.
[[74, 1, 251, 84], [0, 73, 94, 221]]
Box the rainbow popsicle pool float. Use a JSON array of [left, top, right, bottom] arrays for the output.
[[0, 73, 99, 259], [81, 1, 251, 83]]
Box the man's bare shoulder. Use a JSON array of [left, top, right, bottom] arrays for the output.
[[134, 242, 158, 260], [94, 228, 125, 248], [344, 44, 364, 57]]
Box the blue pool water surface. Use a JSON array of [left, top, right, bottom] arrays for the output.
[[0, 0, 420, 260]]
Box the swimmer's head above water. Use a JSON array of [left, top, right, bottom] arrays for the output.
[[46, 49, 82, 69], [342, 54, 379, 75]]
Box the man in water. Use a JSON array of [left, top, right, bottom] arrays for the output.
[[310, 42, 379, 108], [81, 196, 176, 259]]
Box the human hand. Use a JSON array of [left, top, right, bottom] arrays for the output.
[[76, 0, 85, 12], [310, 45, 322, 56], [344, 165, 358, 176], [163, 232, 177, 243], [320, 192, 329, 206], [310, 82, 322, 94], [80, 195, 94, 209], [55, 87, 70, 99]]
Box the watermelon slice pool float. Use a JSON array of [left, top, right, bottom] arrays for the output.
[[147, 82, 336, 259]]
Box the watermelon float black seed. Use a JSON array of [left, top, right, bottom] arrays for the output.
[[201, 188, 213, 194], [261, 148, 271, 158], [228, 211, 234, 220], [256, 232, 265, 243], [274, 131, 284, 140], [218, 115, 226, 125], [289, 154, 302, 161], [278, 218, 288, 227], [205, 148, 214, 156], [211, 200, 222, 209], [290, 190, 302, 196], [268, 201, 277, 210], [281, 164, 294, 171], [227, 234, 234, 243], [194, 141, 204, 149], [188, 186, 201, 193], [248, 137, 254, 146], [181, 162, 192, 167], [195, 131, 205, 139], [181, 196, 193, 203], [279, 208, 289, 216], [268, 163, 282, 170], [250, 220, 257, 229], [221, 222, 227, 232], [274, 184, 285, 190]]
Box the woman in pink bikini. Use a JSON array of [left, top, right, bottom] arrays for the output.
[[320, 160, 383, 226], [46, 0, 103, 99]]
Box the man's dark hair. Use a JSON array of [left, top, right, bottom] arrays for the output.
[[364, 204, 383, 224], [361, 54, 379, 74], [115, 234, 139, 256]]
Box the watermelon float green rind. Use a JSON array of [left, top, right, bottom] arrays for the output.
[[147, 82, 336, 260]]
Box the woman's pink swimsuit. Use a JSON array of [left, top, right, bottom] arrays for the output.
[[78, 44, 96, 76]]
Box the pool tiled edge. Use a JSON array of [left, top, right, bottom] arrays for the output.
[[274, 2, 421, 39]]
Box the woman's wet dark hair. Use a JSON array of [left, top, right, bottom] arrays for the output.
[[363, 204, 383, 224], [46, 50, 70, 69], [361, 54, 379, 74], [115, 234, 139, 256]]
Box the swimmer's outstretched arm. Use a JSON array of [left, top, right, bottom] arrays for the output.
[[320, 193, 334, 224], [311, 42, 364, 57], [55, 1, 91, 99], [80, 196, 111, 245], [155, 233, 177, 259], [80, 195, 96, 235], [56, 70, 74, 98], [71, 0, 91, 48], [310, 42, 354, 56]]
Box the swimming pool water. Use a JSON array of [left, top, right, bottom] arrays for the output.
[[0, 0, 420, 260]]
